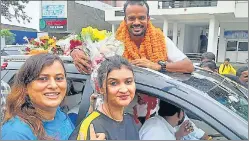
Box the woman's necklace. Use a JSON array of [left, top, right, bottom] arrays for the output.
[[42, 117, 55, 122], [101, 104, 123, 122]]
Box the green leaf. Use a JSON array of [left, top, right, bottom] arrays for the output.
[[0, 29, 15, 37]]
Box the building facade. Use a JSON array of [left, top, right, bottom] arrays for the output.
[[39, 1, 112, 37], [104, 1, 248, 63]]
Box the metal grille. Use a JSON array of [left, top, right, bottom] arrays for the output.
[[158, 0, 218, 9]]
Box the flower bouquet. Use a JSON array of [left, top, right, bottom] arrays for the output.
[[23, 35, 64, 55], [56, 34, 80, 56], [73, 26, 124, 94]]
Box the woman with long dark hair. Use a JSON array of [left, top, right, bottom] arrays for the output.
[[1, 53, 74, 140]]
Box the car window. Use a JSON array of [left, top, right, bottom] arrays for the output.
[[60, 78, 86, 113], [67, 79, 85, 96], [1, 70, 8, 79], [130, 91, 228, 140], [190, 118, 228, 140], [2, 70, 17, 87], [181, 69, 248, 121]]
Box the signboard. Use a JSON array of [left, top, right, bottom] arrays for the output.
[[224, 30, 248, 39], [41, 1, 67, 18], [39, 18, 67, 32]]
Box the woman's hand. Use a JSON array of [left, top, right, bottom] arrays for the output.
[[78, 124, 106, 140], [89, 124, 106, 140]]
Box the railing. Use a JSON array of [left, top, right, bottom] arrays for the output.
[[158, 0, 218, 9], [235, 1, 248, 3], [185, 53, 202, 62]]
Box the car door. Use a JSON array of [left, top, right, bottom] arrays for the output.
[[77, 79, 244, 140], [135, 83, 246, 140]]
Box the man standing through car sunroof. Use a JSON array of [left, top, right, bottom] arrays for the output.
[[70, 1, 194, 74]]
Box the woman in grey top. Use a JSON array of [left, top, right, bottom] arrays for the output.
[[69, 55, 139, 140]]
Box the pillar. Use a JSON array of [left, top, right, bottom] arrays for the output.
[[163, 19, 169, 37], [1, 37, 6, 50], [178, 24, 185, 52], [112, 24, 116, 35], [207, 16, 219, 60], [173, 22, 178, 45], [217, 25, 226, 63]]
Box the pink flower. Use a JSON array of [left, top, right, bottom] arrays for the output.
[[25, 47, 30, 52]]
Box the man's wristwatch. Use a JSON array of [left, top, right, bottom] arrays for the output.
[[158, 60, 167, 72]]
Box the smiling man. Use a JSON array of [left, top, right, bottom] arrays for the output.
[[70, 1, 194, 74]]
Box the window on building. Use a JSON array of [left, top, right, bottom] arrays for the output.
[[238, 42, 248, 51], [226, 41, 237, 51], [115, 10, 124, 16]]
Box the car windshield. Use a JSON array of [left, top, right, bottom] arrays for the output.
[[179, 69, 248, 121]]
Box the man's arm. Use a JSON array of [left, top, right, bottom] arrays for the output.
[[166, 37, 194, 73], [166, 58, 194, 73], [70, 48, 92, 74], [131, 37, 194, 73]]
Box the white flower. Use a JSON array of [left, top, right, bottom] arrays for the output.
[[23, 36, 29, 43], [23, 36, 28, 40]]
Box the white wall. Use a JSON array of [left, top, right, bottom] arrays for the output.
[[75, 1, 113, 11], [37, 32, 48, 38], [105, 1, 160, 22], [217, 22, 248, 62], [234, 1, 248, 18], [105, 7, 123, 22], [147, 1, 159, 12], [216, 1, 236, 13], [152, 22, 176, 36]]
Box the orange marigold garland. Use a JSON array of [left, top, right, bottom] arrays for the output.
[[116, 20, 168, 63]]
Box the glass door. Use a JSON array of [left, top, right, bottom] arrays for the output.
[[237, 41, 248, 63], [225, 40, 237, 63], [225, 40, 248, 63]]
